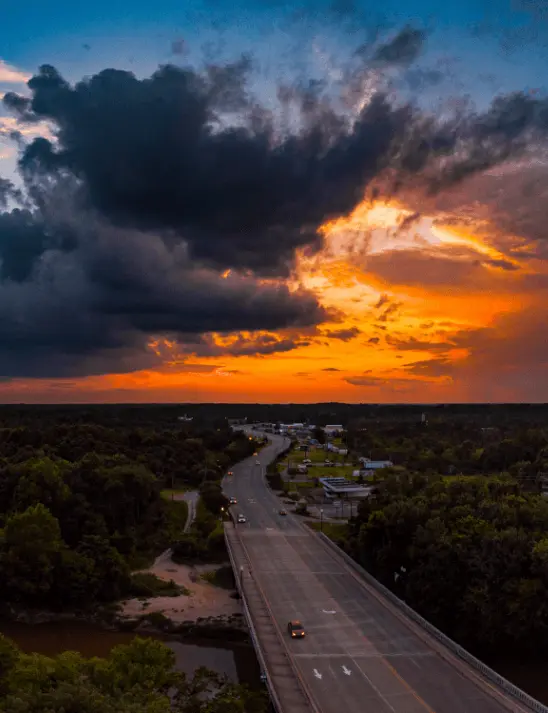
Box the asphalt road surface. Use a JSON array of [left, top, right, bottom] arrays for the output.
[[224, 431, 535, 713]]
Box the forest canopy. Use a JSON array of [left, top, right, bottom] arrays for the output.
[[0, 407, 255, 611], [345, 472, 548, 654], [0, 633, 268, 713]]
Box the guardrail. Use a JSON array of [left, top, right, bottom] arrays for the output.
[[318, 533, 548, 713], [225, 527, 283, 713]]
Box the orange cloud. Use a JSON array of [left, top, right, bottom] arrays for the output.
[[2, 187, 548, 403]]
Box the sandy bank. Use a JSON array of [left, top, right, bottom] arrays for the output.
[[121, 549, 241, 623]]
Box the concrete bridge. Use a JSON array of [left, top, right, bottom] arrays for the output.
[[224, 430, 547, 713]]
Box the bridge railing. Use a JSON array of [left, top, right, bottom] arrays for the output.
[[318, 532, 548, 713], [225, 527, 282, 713]]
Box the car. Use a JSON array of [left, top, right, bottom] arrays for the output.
[[237, 514, 247, 523], [287, 620, 305, 638], [303, 459, 312, 464], [227, 470, 233, 476], [229, 497, 237, 505], [279, 509, 287, 516]]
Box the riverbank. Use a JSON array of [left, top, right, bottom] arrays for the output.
[[120, 546, 242, 625], [0, 618, 261, 686]]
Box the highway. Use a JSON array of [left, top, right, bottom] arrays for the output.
[[224, 431, 537, 713]]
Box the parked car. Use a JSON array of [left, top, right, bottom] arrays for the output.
[[303, 459, 312, 464], [287, 620, 305, 638]]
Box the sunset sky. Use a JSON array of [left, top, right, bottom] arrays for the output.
[[1, 0, 548, 403]]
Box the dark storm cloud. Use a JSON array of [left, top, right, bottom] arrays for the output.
[[322, 367, 341, 371], [372, 26, 426, 67], [8, 57, 546, 279], [0, 206, 325, 378], [4, 63, 407, 277], [3, 41, 548, 380]]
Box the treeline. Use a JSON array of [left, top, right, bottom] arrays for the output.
[[0, 412, 255, 611], [344, 473, 548, 655], [347, 420, 548, 484], [0, 421, 254, 489], [0, 634, 267, 713]]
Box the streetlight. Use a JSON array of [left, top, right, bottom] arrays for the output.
[[320, 508, 324, 532]]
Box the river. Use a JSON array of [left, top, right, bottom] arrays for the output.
[[0, 619, 261, 687], [3, 620, 548, 705]]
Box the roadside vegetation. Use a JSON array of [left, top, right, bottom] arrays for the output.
[[171, 483, 233, 564], [129, 572, 186, 598], [0, 634, 268, 713], [334, 472, 548, 656], [199, 565, 236, 589]]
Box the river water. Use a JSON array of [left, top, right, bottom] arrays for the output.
[[2, 620, 548, 705], [0, 620, 261, 687]]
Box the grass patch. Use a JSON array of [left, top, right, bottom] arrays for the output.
[[305, 465, 352, 479], [163, 498, 189, 540], [129, 572, 188, 597], [199, 565, 235, 590], [287, 448, 327, 464], [306, 521, 348, 540]]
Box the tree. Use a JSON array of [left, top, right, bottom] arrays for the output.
[[313, 427, 326, 445], [0, 503, 63, 602], [199, 482, 228, 516], [0, 636, 268, 713], [344, 472, 548, 654]]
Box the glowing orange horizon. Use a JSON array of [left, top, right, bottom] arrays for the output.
[[0, 197, 541, 403]]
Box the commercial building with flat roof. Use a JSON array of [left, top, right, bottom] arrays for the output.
[[319, 476, 373, 498]]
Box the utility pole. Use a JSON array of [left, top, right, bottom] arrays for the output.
[[320, 508, 324, 532]]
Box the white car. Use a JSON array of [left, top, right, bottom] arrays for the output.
[[237, 514, 247, 523]]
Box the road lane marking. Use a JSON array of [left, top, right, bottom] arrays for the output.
[[379, 657, 436, 713], [313, 669, 322, 680], [342, 665, 351, 676], [322, 609, 336, 614]]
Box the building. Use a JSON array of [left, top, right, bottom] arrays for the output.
[[323, 424, 344, 436], [359, 458, 393, 470], [319, 477, 373, 499]]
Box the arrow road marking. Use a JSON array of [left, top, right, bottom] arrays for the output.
[[313, 669, 322, 680], [322, 609, 336, 614], [342, 666, 351, 676]]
